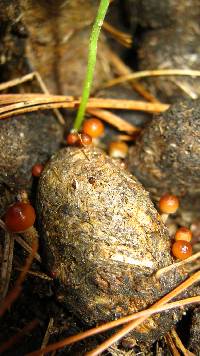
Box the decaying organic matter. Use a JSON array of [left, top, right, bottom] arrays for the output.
[[0, 0, 28, 82], [0, 0, 113, 95], [126, 0, 200, 30], [20, 0, 113, 96], [138, 26, 200, 102], [0, 112, 63, 192], [124, 1, 200, 102], [37, 146, 188, 346], [127, 99, 200, 212]]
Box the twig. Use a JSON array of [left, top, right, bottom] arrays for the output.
[[156, 252, 200, 279], [87, 108, 140, 133], [104, 69, 200, 88], [0, 231, 14, 301], [73, 0, 110, 131], [0, 319, 39, 353], [106, 48, 160, 103], [86, 271, 200, 356], [102, 22, 132, 48], [26, 296, 200, 356], [171, 328, 195, 356]]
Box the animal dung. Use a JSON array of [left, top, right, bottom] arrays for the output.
[[37, 146, 185, 345]]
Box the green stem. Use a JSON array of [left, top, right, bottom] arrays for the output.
[[73, 0, 110, 131]]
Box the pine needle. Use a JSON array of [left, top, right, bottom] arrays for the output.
[[104, 69, 200, 88]]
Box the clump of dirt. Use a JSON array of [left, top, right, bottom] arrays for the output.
[[127, 99, 200, 213], [126, 0, 200, 30], [125, 0, 200, 102], [138, 26, 200, 102], [0, 112, 63, 192]]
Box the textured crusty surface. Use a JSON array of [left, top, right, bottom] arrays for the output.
[[37, 146, 185, 345], [0, 112, 63, 190], [126, 0, 200, 30], [125, 0, 200, 103], [127, 99, 200, 211], [138, 26, 200, 103]]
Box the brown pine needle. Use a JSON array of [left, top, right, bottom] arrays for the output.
[[14, 235, 41, 263], [106, 48, 160, 103], [0, 94, 75, 108], [0, 219, 41, 263], [0, 94, 169, 114], [0, 231, 14, 300], [0, 73, 36, 91], [102, 22, 132, 48], [0, 319, 39, 353], [26, 296, 200, 356], [15, 268, 52, 281], [170, 78, 198, 100], [86, 271, 200, 356], [166, 333, 180, 356], [0, 94, 169, 119], [16, 238, 38, 286], [33, 72, 65, 125], [115, 134, 137, 142], [104, 69, 200, 88], [87, 108, 140, 133], [156, 252, 200, 279], [40, 318, 54, 355], [86, 99, 168, 112], [0, 285, 22, 318], [171, 328, 195, 356], [0, 236, 38, 317], [0, 71, 65, 124], [0, 219, 6, 230]]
